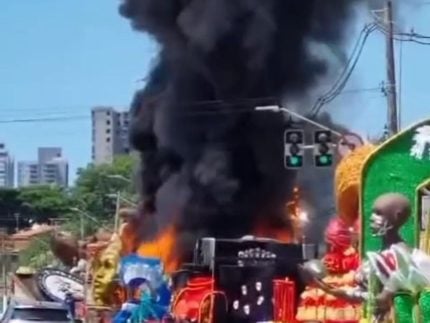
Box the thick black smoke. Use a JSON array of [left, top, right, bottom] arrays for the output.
[[120, 0, 363, 262]]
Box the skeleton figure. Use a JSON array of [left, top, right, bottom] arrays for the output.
[[410, 125, 430, 159], [301, 193, 430, 322]]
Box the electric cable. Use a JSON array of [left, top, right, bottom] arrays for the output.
[[309, 23, 377, 117]]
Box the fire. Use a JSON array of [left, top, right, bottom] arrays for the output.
[[137, 226, 179, 273], [253, 187, 306, 242]]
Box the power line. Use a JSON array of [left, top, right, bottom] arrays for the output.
[[370, 10, 430, 44], [310, 23, 377, 117], [0, 115, 88, 124], [184, 86, 383, 116], [0, 86, 381, 121]]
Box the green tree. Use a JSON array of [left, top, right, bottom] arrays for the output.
[[0, 186, 72, 232], [72, 155, 137, 220], [0, 188, 22, 231], [18, 185, 73, 224]]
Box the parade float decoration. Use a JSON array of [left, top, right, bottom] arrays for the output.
[[300, 121, 430, 322], [296, 141, 374, 322], [36, 268, 84, 303], [361, 121, 430, 253], [359, 121, 430, 322], [417, 179, 430, 252], [296, 217, 360, 322], [91, 233, 123, 307], [169, 236, 310, 323], [113, 254, 171, 323]]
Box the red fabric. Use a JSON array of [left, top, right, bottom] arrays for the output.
[[172, 276, 214, 322], [273, 278, 296, 323]]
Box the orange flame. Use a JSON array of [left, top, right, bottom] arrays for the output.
[[137, 226, 179, 273], [253, 187, 302, 242]]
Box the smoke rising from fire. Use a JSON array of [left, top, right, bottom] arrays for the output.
[[120, 0, 370, 262]]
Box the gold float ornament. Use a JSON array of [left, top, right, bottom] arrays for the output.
[[335, 144, 375, 225], [91, 233, 122, 306]]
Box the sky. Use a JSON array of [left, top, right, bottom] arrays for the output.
[[0, 1, 430, 185]]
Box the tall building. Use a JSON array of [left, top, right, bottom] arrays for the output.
[[17, 162, 39, 187], [91, 106, 130, 165], [0, 143, 14, 188], [38, 147, 62, 164], [17, 147, 68, 187]]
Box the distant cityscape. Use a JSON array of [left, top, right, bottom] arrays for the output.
[[0, 106, 131, 188]]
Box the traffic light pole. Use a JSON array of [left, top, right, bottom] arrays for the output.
[[255, 105, 343, 138]]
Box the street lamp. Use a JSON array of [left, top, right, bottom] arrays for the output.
[[254, 105, 343, 137], [106, 193, 138, 207], [69, 208, 113, 237], [105, 193, 138, 233], [105, 174, 134, 233], [106, 174, 132, 184]]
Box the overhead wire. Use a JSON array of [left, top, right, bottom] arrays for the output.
[[309, 23, 378, 117], [0, 115, 88, 124], [371, 9, 430, 44]]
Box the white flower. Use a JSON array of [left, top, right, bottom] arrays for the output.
[[410, 125, 430, 159]]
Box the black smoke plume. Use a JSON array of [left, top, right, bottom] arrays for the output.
[[120, 0, 363, 262]]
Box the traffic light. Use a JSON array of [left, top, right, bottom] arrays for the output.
[[313, 130, 333, 167], [284, 130, 304, 168]]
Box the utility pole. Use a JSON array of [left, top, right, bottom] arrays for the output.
[[114, 191, 120, 233], [80, 212, 84, 242], [0, 229, 6, 296], [385, 0, 399, 136]]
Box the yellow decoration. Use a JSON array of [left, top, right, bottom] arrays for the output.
[[335, 144, 375, 224], [91, 233, 122, 306]]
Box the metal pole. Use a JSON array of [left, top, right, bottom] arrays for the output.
[[15, 213, 19, 233], [114, 191, 120, 233], [80, 212, 84, 242], [1, 232, 6, 296], [255, 105, 343, 137], [385, 0, 399, 135]]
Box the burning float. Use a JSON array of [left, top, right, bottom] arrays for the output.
[[20, 0, 430, 321], [78, 120, 430, 323]]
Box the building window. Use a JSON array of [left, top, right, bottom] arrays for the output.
[[106, 120, 111, 125], [106, 137, 111, 142], [106, 111, 111, 116], [106, 129, 111, 134]]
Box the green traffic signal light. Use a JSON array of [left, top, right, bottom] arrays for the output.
[[290, 156, 300, 166], [316, 154, 332, 166], [319, 156, 329, 164], [286, 155, 303, 168]]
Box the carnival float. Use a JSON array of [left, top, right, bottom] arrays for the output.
[[8, 120, 430, 323]]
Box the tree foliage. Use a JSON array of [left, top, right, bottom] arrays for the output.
[[72, 155, 137, 219], [0, 155, 137, 234], [0, 186, 72, 232]]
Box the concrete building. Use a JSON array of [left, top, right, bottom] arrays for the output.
[[91, 106, 130, 165], [17, 162, 39, 187], [17, 148, 68, 187], [0, 143, 14, 188]]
